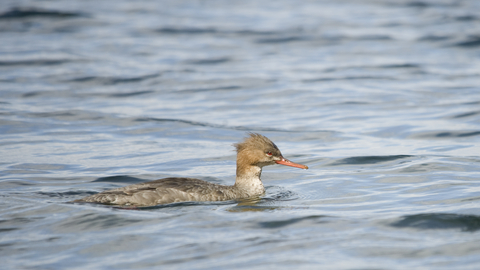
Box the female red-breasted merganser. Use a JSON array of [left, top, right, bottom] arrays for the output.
[[74, 133, 308, 206]]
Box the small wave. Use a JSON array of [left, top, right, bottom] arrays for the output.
[[255, 36, 307, 44], [405, 1, 458, 8], [355, 34, 392, 41], [330, 155, 413, 166], [92, 175, 146, 184], [134, 117, 335, 135], [235, 30, 278, 36], [156, 27, 279, 37], [390, 213, 480, 232], [412, 131, 480, 139], [451, 111, 480, 119], [418, 35, 451, 42], [0, 59, 71, 66], [464, 100, 480, 105], [109, 90, 154, 98], [186, 57, 231, 65], [0, 228, 17, 233], [156, 26, 217, 35], [303, 75, 395, 83], [406, 1, 430, 8], [380, 63, 420, 69], [26, 110, 106, 122], [257, 215, 329, 229], [455, 15, 478, 21], [0, 217, 39, 228], [55, 212, 143, 231], [39, 190, 97, 198], [66, 73, 160, 85], [133, 117, 322, 133], [9, 163, 70, 171], [0, 7, 87, 19], [452, 36, 480, 48], [263, 186, 298, 202], [179, 85, 241, 93]]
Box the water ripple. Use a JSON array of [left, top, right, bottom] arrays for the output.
[[65, 73, 160, 85], [0, 7, 88, 19], [330, 155, 414, 166], [390, 213, 480, 232], [258, 215, 330, 229], [0, 59, 72, 66], [453, 36, 480, 48]]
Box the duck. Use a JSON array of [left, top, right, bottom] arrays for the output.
[[73, 133, 308, 206]]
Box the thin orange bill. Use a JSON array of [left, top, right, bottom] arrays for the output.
[[275, 158, 308, 170]]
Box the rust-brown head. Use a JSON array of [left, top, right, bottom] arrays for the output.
[[234, 133, 308, 169]]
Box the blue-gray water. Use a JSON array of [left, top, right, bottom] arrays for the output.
[[1, 0, 480, 269]]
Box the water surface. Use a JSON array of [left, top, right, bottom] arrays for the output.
[[1, 0, 480, 269]]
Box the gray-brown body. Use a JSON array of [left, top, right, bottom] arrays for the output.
[[73, 133, 307, 207], [75, 177, 261, 206]]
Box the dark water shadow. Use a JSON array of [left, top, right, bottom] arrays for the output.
[[109, 90, 154, 98], [303, 75, 396, 83], [258, 215, 330, 229], [404, 1, 459, 8], [390, 213, 480, 232], [156, 26, 217, 35], [186, 57, 231, 65], [418, 34, 452, 42], [380, 63, 421, 69], [178, 85, 241, 93], [329, 155, 413, 166], [66, 73, 160, 85], [155, 27, 280, 37], [0, 7, 88, 19], [450, 110, 480, 119], [92, 175, 147, 184], [0, 59, 72, 66], [452, 36, 480, 48], [412, 131, 480, 139], [255, 36, 307, 44]]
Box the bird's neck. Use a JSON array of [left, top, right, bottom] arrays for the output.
[[234, 158, 265, 196]]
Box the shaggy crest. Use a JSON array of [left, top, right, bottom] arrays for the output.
[[234, 133, 282, 156]]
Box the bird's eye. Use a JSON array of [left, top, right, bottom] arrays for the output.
[[266, 151, 273, 156]]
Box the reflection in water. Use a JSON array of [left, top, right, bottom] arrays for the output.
[[257, 215, 330, 229], [227, 196, 280, 212]]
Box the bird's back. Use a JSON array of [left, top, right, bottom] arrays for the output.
[[74, 177, 239, 206]]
